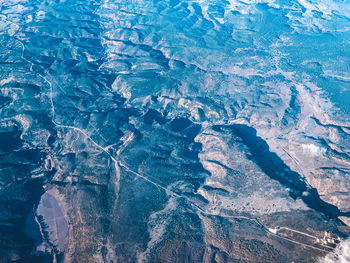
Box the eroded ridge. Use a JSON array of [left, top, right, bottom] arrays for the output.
[[0, 0, 349, 262]]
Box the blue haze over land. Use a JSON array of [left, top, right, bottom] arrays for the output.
[[0, 0, 350, 262]]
